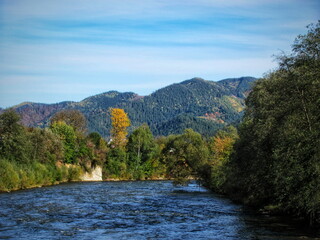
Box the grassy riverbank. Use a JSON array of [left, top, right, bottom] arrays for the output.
[[0, 159, 168, 193], [0, 159, 83, 192]]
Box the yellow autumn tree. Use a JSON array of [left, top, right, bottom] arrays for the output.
[[110, 108, 130, 148]]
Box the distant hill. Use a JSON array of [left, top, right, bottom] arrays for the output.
[[4, 77, 257, 137]]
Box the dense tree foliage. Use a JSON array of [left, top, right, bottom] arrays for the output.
[[226, 22, 320, 224], [0, 110, 84, 191], [0, 110, 31, 163], [161, 129, 209, 185], [127, 124, 160, 179], [153, 114, 223, 137], [86, 132, 107, 168], [28, 127, 64, 164], [50, 121, 77, 164], [104, 147, 128, 179], [202, 126, 238, 193]]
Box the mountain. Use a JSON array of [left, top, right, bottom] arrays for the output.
[[5, 77, 256, 137]]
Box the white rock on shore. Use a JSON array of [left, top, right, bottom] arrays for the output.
[[81, 166, 103, 181]]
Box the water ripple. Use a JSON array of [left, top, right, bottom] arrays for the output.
[[0, 181, 319, 240]]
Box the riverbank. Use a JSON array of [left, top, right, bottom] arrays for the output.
[[225, 191, 320, 230], [0, 160, 85, 193], [0, 159, 170, 193]]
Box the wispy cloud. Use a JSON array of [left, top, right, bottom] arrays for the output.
[[0, 0, 319, 107]]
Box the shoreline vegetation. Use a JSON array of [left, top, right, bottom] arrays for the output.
[[1, 22, 319, 227], [0, 173, 173, 194]]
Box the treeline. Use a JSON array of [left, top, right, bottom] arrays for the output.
[[225, 22, 320, 225], [0, 105, 237, 191], [0, 109, 107, 191]]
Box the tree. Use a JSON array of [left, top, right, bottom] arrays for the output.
[[88, 132, 103, 148], [205, 126, 238, 192], [127, 124, 158, 179], [50, 109, 87, 134], [162, 129, 209, 185], [104, 147, 128, 179], [0, 109, 31, 163], [86, 132, 107, 167], [103, 108, 130, 179], [110, 108, 130, 148], [227, 22, 320, 224], [28, 128, 64, 164], [50, 121, 77, 164]]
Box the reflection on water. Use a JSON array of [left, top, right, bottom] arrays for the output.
[[0, 181, 319, 240]]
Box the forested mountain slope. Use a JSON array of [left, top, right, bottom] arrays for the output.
[[5, 77, 256, 137]]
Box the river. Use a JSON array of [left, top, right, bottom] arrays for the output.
[[0, 181, 319, 240]]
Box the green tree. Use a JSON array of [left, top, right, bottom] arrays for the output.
[[87, 132, 107, 167], [227, 22, 320, 224], [50, 121, 77, 164], [0, 110, 31, 163], [127, 124, 158, 179], [104, 147, 128, 179], [88, 132, 103, 148], [28, 128, 64, 164], [162, 129, 209, 185], [204, 126, 238, 193]]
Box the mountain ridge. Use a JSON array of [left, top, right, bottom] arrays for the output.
[[2, 76, 257, 137]]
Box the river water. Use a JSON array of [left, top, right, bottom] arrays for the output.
[[0, 181, 319, 240]]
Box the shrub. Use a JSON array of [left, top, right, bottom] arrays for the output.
[[0, 159, 20, 191]]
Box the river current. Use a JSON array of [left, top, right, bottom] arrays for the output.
[[0, 181, 319, 240]]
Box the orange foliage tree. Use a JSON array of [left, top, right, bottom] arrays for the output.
[[110, 108, 130, 148]]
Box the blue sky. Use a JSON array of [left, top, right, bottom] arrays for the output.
[[0, 0, 319, 108]]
